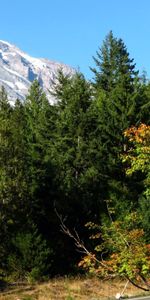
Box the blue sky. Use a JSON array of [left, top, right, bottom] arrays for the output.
[[1, 0, 150, 79]]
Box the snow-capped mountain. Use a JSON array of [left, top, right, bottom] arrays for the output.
[[0, 40, 74, 104]]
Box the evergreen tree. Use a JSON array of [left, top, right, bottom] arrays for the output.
[[9, 99, 30, 228], [0, 87, 13, 273], [52, 72, 94, 212], [24, 80, 53, 198], [23, 81, 56, 272], [90, 32, 141, 214], [91, 31, 138, 93], [133, 79, 150, 125], [51, 72, 105, 272], [0, 83, 56, 279], [0, 93, 32, 277]]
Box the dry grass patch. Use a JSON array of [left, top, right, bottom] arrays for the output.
[[0, 277, 149, 300]]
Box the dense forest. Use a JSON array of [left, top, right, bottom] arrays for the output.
[[0, 31, 150, 289]]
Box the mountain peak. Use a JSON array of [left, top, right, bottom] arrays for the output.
[[0, 40, 74, 104]]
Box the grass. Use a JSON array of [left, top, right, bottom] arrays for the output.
[[0, 276, 149, 300]]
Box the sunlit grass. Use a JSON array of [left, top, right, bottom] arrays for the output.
[[0, 276, 149, 300]]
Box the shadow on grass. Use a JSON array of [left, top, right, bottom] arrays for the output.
[[0, 279, 8, 292], [0, 280, 36, 295]]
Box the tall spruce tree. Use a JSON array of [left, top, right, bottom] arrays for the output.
[[0, 92, 35, 277], [9, 99, 30, 227], [91, 31, 138, 93], [51, 71, 105, 272], [24, 81, 56, 228], [0, 87, 13, 273], [133, 79, 150, 125], [25, 81, 51, 188], [23, 81, 58, 270], [52, 72, 94, 216], [90, 32, 141, 214]]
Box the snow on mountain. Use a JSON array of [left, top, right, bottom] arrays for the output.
[[0, 40, 75, 104]]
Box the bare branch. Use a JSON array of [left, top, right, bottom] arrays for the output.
[[126, 276, 149, 292], [55, 207, 109, 269]]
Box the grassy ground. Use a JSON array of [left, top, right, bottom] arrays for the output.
[[0, 277, 149, 300]]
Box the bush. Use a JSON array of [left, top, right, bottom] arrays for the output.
[[7, 226, 53, 282]]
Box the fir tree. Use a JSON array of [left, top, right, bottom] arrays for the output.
[[24, 80, 57, 256], [0, 87, 13, 273], [90, 32, 141, 215], [91, 31, 138, 93]]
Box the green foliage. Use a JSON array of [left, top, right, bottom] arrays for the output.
[[65, 296, 75, 300], [91, 31, 138, 92], [79, 212, 150, 290], [7, 226, 53, 282], [89, 31, 142, 217], [124, 124, 150, 238], [24, 80, 56, 200], [22, 296, 34, 300], [0, 87, 13, 272], [0, 31, 150, 282], [78, 122, 150, 291], [52, 72, 97, 206]]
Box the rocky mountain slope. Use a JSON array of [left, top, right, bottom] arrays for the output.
[[0, 40, 74, 104]]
